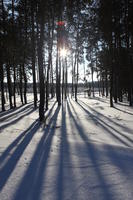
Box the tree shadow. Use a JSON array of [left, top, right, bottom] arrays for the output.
[[114, 106, 133, 116], [67, 100, 114, 200], [56, 101, 73, 200], [78, 99, 133, 147], [0, 101, 35, 122], [116, 101, 130, 107], [105, 144, 133, 178], [0, 101, 56, 166], [0, 119, 40, 190], [68, 99, 133, 197], [77, 100, 133, 147], [79, 99, 132, 132], [89, 96, 109, 104], [0, 106, 36, 131], [0, 101, 34, 118], [56, 103, 66, 200], [12, 105, 60, 200]]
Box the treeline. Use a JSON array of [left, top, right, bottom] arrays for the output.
[[0, 0, 87, 121], [93, 0, 133, 106], [0, 0, 133, 121]]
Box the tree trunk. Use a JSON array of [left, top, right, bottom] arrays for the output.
[[6, 64, 13, 109], [114, 75, 118, 103], [62, 58, 64, 101], [13, 65, 16, 107], [71, 54, 74, 98], [37, 11, 45, 121], [110, 66, 114, 107], [50, 57, 54, 98], [46, 52, 51, 110], [11, 0, 16, 108], [91, 64, 94, 97], [102, 77, 105, 97], [65, 58, 68, 99], [19, 65, 23, 104], [105, 70, 108, 97], [46, 15, 54, 109], [0, 64, 5, 111], [75, 54, 78, 101], [23, 64, 27, 104], [58, 56, 61, 105], [31, 5, 37, 108]]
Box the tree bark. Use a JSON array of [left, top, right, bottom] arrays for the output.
[[37, 7, 45, 121], [19, 65, 23, 104], [0, 64, 5, 111], [31, 4, 37, 108], [6, 64, 13, 109]]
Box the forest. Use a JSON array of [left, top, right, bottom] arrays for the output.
[[0, 0, 133, 121], [1, 1, 133, 200]]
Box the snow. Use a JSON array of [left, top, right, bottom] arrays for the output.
[[0, 94, 133, 200]]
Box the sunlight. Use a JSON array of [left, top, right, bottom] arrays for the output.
[[60, 48, 68, 58]]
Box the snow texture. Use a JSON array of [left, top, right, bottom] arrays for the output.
[[0, 95, 133, 200]]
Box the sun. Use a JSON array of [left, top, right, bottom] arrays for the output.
[[60, 48, 67, 57]]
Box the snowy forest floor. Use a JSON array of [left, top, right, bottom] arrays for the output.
[[0, 94, 133, 200]]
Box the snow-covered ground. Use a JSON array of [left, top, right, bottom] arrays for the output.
[[0, 94, 133, 200]]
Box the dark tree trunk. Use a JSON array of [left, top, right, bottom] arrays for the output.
[[37, 9, 45, 121], [0, 64, 5, 111], [105, 70, 108, 97], [11, 0, 16, 108], [65, 58, 68, 99], [31, 5, 37, 108], [6, 65, 13, 109], [46, 16, 54, 109], [50, 15, 54, 99], [56, 25, 61, 106], [46, 53, 51, 110], [19, 65, 23, 104], [62, 59, 64, 101], [75, 54, 78, 101], [102, 77, 105, 96], [91, 65, 94, 97], [71, 54, 74, 98], [13, 65, 16, 107], [50, 58, 54, 98], [114, 75, 118, 103], [58, 56, 61, 105], [23, 64, 27, 104], [56, 48, 59, 103], [110, 66, 114, 107], [1, 0, 6, 110]]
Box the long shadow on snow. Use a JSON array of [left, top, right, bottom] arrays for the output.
[[106, 144, 133, 176], [79, 99, 132, 133], [70, 99, 131, 162], [0, 106, 36, 131], [70, 99, 133, 173], [0, 101, 35, 122], [56, 103, 65, 200], [0, 101, 34, 118], [79, 100, 131, 132], [0, 101, 56, 166], [0, 119, 40, 190], [12, 106, 60, 200], [68, 99, 133, 197], [56, 101, 73, 200], [88, 96, 109, 104], [67, 100, 114, 200], [77, 100, 133, 147], [114, 106, 133, 116]]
